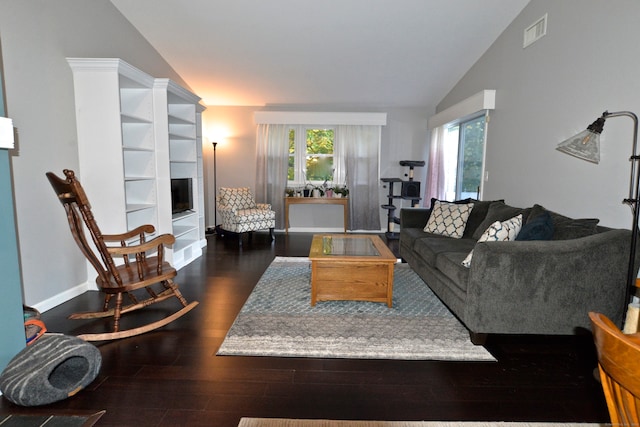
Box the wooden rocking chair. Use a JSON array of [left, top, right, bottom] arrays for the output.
[[589, 311, 640, 426], [46, 169, 198, 341]]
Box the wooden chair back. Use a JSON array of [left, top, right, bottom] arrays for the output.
[[589, 311, 640, 425], [46, 169, 121, 287]]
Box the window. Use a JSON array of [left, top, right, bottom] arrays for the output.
[[425, 90, 494, 202], [255, 111, 386, 230], [288, 127, 335, 184], [442, 115, 485, 200]]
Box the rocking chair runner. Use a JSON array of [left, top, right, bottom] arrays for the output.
[[46, 169, 198, 341]]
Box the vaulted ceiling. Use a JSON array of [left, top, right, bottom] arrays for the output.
[[110, 0, 530, 108]]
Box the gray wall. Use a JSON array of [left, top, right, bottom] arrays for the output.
[[0, 0, 189, 308], [438, 0, 640, 229]]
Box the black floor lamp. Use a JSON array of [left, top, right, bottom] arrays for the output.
[[556, 110, 640, 327], [212, 141, 219, 234]]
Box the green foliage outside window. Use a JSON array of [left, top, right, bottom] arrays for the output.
[[460, 117, 485, 194], [288, 129, 295, 181], [288, 128, 334, 182], [306, 129, 334, 181]]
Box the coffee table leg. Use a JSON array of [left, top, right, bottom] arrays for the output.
[[387, 263, 394, 307], [310, 261, 317, 306]]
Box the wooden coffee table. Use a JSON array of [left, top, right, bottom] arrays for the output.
[[308, 234, 397, 307]]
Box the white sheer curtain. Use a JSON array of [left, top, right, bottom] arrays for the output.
[[425, 125, 447, 202], [256, 121, 382, 231], [335, 125, 381, 231], [255, 124, 289, 229]]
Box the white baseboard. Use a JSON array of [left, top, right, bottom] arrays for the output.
[[32, 281, 91, 314], [281, 228, 386, 234]]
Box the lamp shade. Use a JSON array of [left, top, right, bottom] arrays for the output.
[[556, 115, 607, 164], [556, 128, 601, 164]]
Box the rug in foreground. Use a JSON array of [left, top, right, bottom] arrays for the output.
[[0, 410, 105, 427], [238, 418, 606, 427], [218, 257, 495, 361]]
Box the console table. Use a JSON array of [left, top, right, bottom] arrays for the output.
[[284, 197, 348, 234]]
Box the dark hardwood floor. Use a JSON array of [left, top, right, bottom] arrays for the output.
[[0, 232, 610, 426]]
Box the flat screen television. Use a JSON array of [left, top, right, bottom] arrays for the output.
[[171, 178, 193, 214]]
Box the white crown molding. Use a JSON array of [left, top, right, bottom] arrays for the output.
[[67, 57, 156, 87], [428, 90, 495, 129], [254, 111, 387, 126]]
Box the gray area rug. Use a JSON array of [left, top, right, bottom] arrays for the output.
[[218, 257, 495, 361], [237, 419, 605, 427], [0, 410, 105, 426]]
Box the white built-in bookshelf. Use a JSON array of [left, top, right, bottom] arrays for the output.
[[67, 58, 206, 272], [154, 78, 206, 268]]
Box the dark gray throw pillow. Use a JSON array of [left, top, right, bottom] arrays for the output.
[[472, 201, 531, 240], [552, 216, 600, 240], [528, 204, 599, 240]]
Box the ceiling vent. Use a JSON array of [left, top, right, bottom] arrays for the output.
[[523, 13, 547, 48]]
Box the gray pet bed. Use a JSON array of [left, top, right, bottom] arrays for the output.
[[0, 334, 101, 406]]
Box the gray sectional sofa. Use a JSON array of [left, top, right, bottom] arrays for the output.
[[399, 199, 639, 344]]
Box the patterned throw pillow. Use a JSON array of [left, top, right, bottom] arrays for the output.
[[462, 214, 523, 268], [423, 200, 474, 239]]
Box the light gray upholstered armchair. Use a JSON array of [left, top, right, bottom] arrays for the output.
[[216, 187, 275, 244]]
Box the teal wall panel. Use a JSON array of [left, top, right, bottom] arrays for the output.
[[0, 65, 26, 371]]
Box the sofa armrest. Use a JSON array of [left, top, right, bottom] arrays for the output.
[[400, 208, 431, 229], [465, 229, 635, 335]]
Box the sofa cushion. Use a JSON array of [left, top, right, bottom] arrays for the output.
[[529, 204, 599, 240], [463, 214, 523, 267], [235, 208, 276, 224], [435, 251, 471, 294], [413, 235, 476, 267], [399, 227, 429, 253], [429, 198, 499, 239], [472, 201, 530, 240], [462, 199, 499, 239], [424, 200, 474, 239], [516, 210, 554, 241]]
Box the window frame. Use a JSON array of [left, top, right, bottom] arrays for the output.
[[441, 112, 488, 201]]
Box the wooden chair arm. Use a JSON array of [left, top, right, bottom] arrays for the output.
[[625, 332, 640, 346], [102, 224, 156, 242], [106, 233, 176, 256]]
